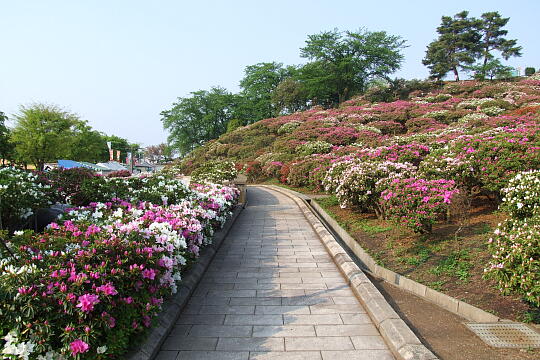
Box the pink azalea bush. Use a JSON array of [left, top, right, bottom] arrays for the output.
[[380, 178, 459, 233], [0, 179, 238, 359]]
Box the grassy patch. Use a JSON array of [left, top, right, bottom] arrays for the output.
[[429, 250, 472, 282]]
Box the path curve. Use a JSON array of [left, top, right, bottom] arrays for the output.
[[155, 186, 395, 360]]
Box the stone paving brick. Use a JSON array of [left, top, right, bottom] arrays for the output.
[[176, 351, 249, 360], [315, 324, 379, 336], [283, 314, 343, 325], [249, 351, 322, 360], [285, 336, 354, 351], [224, 314, 284, 326], [160, 336, 218, 351], [189, 325, 252, 337], [158, 187, 393, 359], [252, 325, 316, 337], [216, 337, 284, 351], [154, 351, 178, 360], [255, 305, 310, 315]]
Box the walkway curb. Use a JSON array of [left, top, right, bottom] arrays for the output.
[[261, 185, 438, 360], [126, 204, 244, 360]]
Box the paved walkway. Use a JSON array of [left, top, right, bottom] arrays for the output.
[[156, 187, 394, 360]]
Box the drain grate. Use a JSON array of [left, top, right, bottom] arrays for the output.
[[466, 323, 540, 348]]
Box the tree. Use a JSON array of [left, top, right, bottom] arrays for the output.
[[271, 77, 309, 114], [11, 104, 80, 171], [299, 28, 407, 106], [477, 12, 521, 79], [144, 143, 173, 163], [161, 87, 240, 154], [466, 57, 514, 80], [0, 111, 14, 165], [68, 122, 109, 163], [423, 11, 482, 81], [239, 62, 294, 122]]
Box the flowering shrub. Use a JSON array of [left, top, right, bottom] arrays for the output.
[[500, 170, 540, 220], [38, 168, 97, 206], [244, 161, 263, 182], [381, 178, 459, 233], [481, 106, 505, 116], [0, 168, 51, 231], [106, 170, 132, 178], [0, 183, 239, 359], [277, 121, 300, 134], [296, 141, 333, 156], [262, 161, 283, 179], [485, 218, 540, 306], [324, 160, 415, 215], [190, 160, 238, 184], [80, 174, 193, 206]]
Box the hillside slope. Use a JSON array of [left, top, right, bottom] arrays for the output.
[[178, 77, 540, 322]]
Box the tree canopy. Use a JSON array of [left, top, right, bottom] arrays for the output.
[[161, 87, 241, 154], [423, 11, 521, 80], [0, 111, 14, 164], [298, 29, 407, 106], [239, 62, 294, 122], [11, 104, 81, 170]]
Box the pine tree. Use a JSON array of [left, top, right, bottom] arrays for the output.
[[477, 11, 522, 78], [423, 11, 482, 81]]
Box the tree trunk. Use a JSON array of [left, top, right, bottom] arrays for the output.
[[453, 67, 460, 81]]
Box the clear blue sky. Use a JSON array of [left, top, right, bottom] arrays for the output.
[[1, 0, 538, 146]]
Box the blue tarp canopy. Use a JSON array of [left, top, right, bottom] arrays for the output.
[[57, 160, 107, 171]]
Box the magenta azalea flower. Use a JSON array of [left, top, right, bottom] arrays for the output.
[[76, 293, 100, 312], [70, 339, 89, 355]]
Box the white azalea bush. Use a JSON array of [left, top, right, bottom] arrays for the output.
[[0, 167, 51, 230], [485, 218, 540, 306], [190, 160, 238, 184], [324, 159, 415, 216], [485, 170, 540, 306], [296, 140, 333, 156]]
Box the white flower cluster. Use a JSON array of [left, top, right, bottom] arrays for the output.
[[481, 106, 505, 116], [277, 121, 301, 134], [501, 170, 540, 220], [457, 97, 495, 109], [297, 141, 333, 156]]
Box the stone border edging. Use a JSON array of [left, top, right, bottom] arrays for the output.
[[260, 185, 438, 360], [126, 204, 244, 360]]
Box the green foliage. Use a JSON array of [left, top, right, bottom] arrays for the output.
[[299, 28, 407, 105], [485, 217, 540, 306], [0, 111, 14, 164], [161, 87, 243, 154], [423, 11, 482, 80], [271, 77, 309, 114], [277, 121, 301, 135], [10, 104, 80, 170], [69, 122, 109, 163], [239, 62, 295, 121], [477, 12, 522, 79], [466, 58, 515, 80], [0, 168, 51, 231], [429, 250, 472, 282], [38, 167, 97, 206], [525, 67, 536, 76], [191, 160, 238, 184], [363, 78, 442, 102], [226, 118, 244, 133]]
